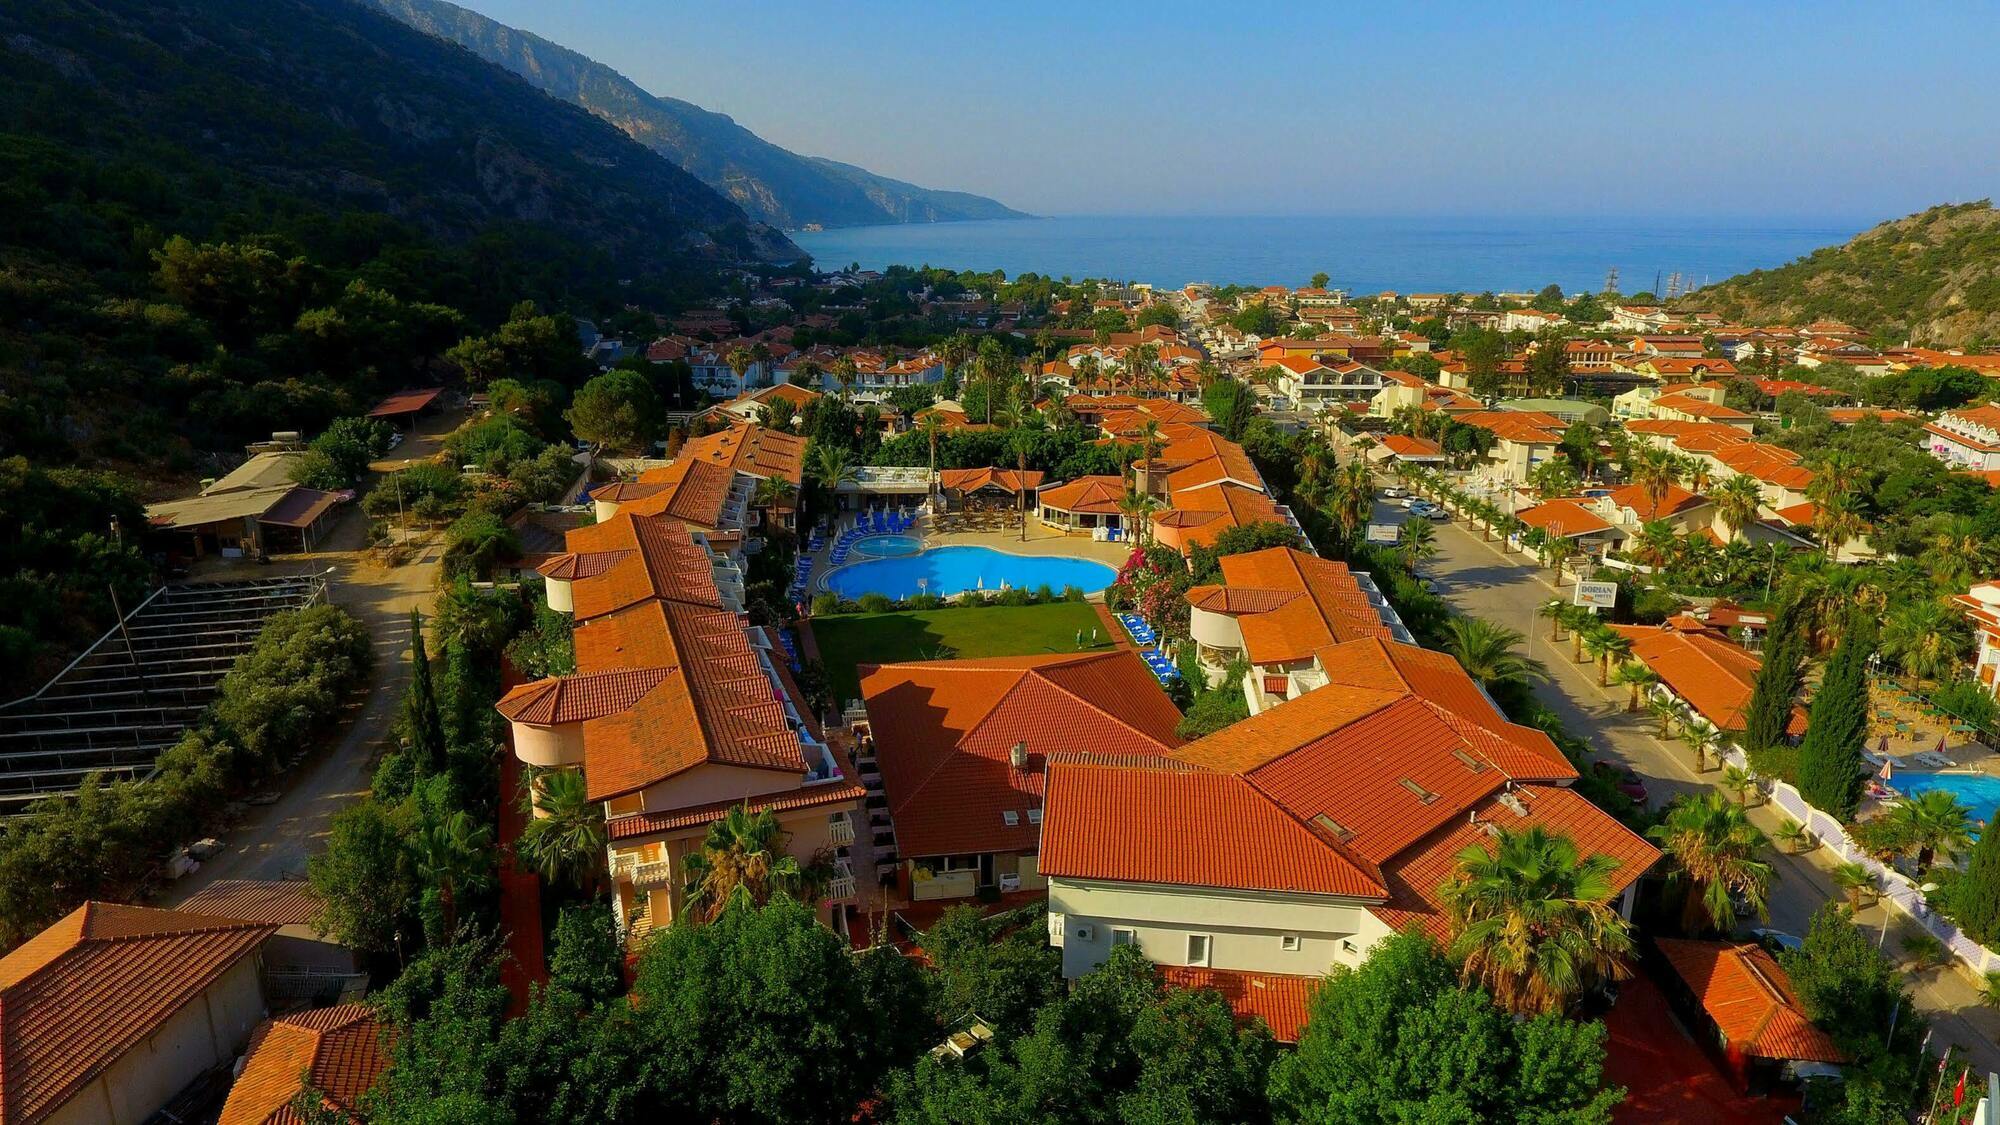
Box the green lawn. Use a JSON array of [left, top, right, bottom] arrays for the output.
[[809, 602, 1116, 703]]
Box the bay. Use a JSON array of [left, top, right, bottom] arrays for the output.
[[791, 214, 1862, 295]]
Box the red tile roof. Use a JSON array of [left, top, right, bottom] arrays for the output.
[[1655, 940, 1847, 1063], [1202, 548, 1394, 664], [1611, 624, 1806, 735], [613, 458, 740, 528], [1607, 483, 1710, 521], [677, 422, 805, 485], [218, 1004, 391, 1125], [0, 903, 277, 1125], [1372, 785, 1659, 942], [1379, 434, 1445, 459], [938, 467, 1045, 494], [1516, 499, 1613, 537], [861, 651, 1183, 859], [1158, 966, 1317, 1043], [1041, 756, 1381, 897], [1036, 475, 1128, 515], [176, 880, 321, 927]]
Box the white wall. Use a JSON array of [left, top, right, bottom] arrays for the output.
[[47, 955, 265, 1125], [1048, 877, 1392, 978]]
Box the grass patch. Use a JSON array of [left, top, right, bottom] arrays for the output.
[[810, 602, 1116, 703]]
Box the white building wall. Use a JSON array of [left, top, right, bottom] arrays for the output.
[[1047, 877, 1393, 979]]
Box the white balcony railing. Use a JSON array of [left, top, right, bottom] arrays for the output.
[[611, 853, 675, 889], [828, 856, 856, 901], [829, 811, 855, 845]]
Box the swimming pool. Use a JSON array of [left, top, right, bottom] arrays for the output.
[[1896, 771, 2000, 827], [850, 534, 922, 559], [823, 545, 1117, 600]]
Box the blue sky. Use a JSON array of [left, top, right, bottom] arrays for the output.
[[457, 1, 1998, 221]]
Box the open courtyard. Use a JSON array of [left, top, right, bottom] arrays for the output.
[[807, 601, 1117, 703]]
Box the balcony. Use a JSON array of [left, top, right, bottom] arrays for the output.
[[828, 856, 856, 901], [611, 852, 675, 890], [829, 810, 855, 845]]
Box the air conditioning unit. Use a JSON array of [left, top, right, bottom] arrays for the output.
[[999, 872, 1021, 892], [1073, 923, 1096, 942]]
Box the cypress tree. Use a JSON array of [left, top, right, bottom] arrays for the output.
[[403, 609, 447, 774], [1796, 620, 1870, 820], [1956, 821, 2000, 945], [1744, 602, 1806, 751]]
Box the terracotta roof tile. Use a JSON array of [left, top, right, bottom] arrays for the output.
[[938, 467, 1045, 494], [1041, 758, 1382, 897], [218, 1004, 391, 1125], [1606, 483, 1709, 521], [861, 652, 1182, 858], [677, 422, 805, 485], [1610, 625, 1806, 735], [1212, 548, 1393, 664], [1372, 785, 1658, 942], [614, 458, 740, 528], [1157, 966, 1318, 1043], [1036, 475, 1129, 515], [1656, 940, 1847, 1063], [0, 903, 277, 1125], [1516, 499, 1613, 537], [176, 880, 320, 927]]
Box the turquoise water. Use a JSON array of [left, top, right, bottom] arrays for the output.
[[794, 214, 1862, 294], [824, 545, 1116, 600], [1896, 772, 2000, 827], [851, 534, 922, 558]]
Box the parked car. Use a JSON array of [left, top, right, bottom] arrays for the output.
[[1399, 496, 1418, 509], [1382, 486, 1404, 499], [1750, 928, 1803, 953], [1422, 506, 1449, 522], [1591, 761, 1648, 805]]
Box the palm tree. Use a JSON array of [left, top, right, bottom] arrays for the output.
[[1584, 628, 1631, 686], [1713, 475, 1763, 543], [1882, 790, 1974, 873], [917, 413, 944, 498], [1628, 445, 1681, 514], [1678, 722, 1718, 773], [1924, 514, 1997, 588], [725, 346, 756, 393], [1117, 489, 1160, 545], [1539, 599, 1571, 642], [1613, 661, 1658, 711], [681, 805, 808, 922], [1773, 818, 1812, 854], [753, 474, 797, 519], [1627, 519, 1679, 572], [412, 810, 494, 938], [1325, 460, 1374, 548], [1646, 693, 1683, 738], [1812, 493, 1868, 559], [1443, 617, 1547, 691], [1831, 861, 1875, 910], [1440, 826, 1635, 1015], [1545, 536, 1579, 587], [830, 356, 860, 401], [1881, 598, 1973, 684], [1073, 353, 1101, 395], [1719, 764, 1760, 807], [1399, 516, 1439, 572], [516, 767, 606, 889], [1647, 792, 1774, 932]]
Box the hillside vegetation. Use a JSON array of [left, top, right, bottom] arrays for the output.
[[1696, 201, 2000, 346], [368, 0, 1029, 230]]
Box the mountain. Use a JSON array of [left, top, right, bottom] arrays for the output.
[[1696, 202, 2000, 346], [0, 0, 798, 268], [364, 0, 1030, 230]]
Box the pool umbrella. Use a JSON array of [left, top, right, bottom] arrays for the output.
[[1938, 734, 1949, 754], [1877, 735, 1889, 756]]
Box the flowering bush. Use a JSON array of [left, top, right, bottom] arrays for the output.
[[1108, 545, 1192, 640]]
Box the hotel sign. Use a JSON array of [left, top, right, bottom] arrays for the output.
[[1573, 580, 1618, 610]]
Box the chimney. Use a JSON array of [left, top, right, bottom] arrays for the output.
[[1009, 741, 1028, 770]]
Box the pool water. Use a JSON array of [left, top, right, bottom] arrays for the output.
[[1896, 771, 2000, 828], [851, 534, 923, 558], [823, 545, 1116, 600]]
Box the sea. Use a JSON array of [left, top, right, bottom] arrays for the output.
[[790, 214, 1864, 295]]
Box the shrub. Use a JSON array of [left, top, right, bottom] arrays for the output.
[[811, 592, 841, 616], [1062, 585, 1085, 603], [857, 592, 894, 614], [440, 510, 521, 582]]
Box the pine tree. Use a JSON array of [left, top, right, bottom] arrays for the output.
[[402, 609, 446, 774], [1956, 822, 2000, 945], [1796, 621, 1870, 820], [1744, 602, 1806, 751]]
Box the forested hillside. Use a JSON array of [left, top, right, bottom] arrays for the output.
[[366, 0, 1029, 229], [0, 0, 796, 680], [1697, 201, 2000, 346]]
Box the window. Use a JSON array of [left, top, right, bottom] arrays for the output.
[[1341, 939, 1358, 955], [1001, 811, 1020, 826], [1112, 928, 1136, 947], [1186, 934, 1211, 967], [1026, 808, 1043, 825], [1280, 933, 1302, 952]]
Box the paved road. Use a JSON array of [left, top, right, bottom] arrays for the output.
[[1379, 495, 2000, 1072], [165, 417, 456, 899]]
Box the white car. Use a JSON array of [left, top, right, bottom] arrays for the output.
[[1381, 487, 1404, 499], [1399, 496, 1417, 509]]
